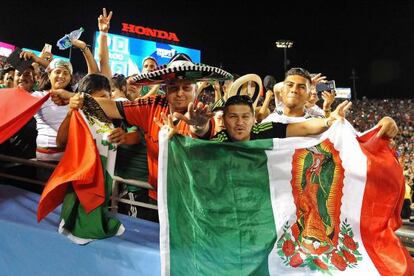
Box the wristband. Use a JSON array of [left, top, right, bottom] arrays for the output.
[[80, 44, 91, 52], [99, 31, 108, 37]]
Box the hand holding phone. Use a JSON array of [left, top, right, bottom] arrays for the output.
[[316, 80, 336, 93], [42, 43, 52, 54], [40, 43, 53, 61]]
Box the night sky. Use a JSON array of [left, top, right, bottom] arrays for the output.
[[2, 1, 414, 99]]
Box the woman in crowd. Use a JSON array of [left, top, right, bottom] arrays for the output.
[[32, 59, 73, 180]]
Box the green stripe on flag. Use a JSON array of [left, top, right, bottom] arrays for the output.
[[166, 136, 277, 275], [60, 153, 121, 240]]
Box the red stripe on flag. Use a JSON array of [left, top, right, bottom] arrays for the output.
[[37, 110, 105, 222], [0, 88, 49, 143], [359, 128, 414, 275]]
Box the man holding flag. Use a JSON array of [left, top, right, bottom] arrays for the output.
[[156, 69, 409, 275], [49, 53, 233, 206]]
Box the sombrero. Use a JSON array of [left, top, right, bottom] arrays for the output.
[[131, 53, 233, 85], [226, 74, 262, 109]]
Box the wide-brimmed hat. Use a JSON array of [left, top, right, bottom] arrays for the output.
[[227, 74, 262, 109], [209, 74, 262, 111], [131, 53, 233, 85]]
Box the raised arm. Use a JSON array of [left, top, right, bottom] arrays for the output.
[[286, 100, 352, 137], [213, 81, 222, 102], [173, 102, 214, 137], [321, 91, 336, 117], [375, 116, 399, 138], [20, 50, 50, 69], [256, 90, 274, 122], [196, 81, 210, 95], [56, 93, 83, 149], [97, 8, 113, 79], [51, 89, 123, 119], [70, 38, 99, 74]]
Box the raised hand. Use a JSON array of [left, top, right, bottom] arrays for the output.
[[196, 81, 210, 94], [98, 8, 113, 33], [69, 92, 84, 110], [173, 102, 214, 129], [39, 51, 53, 62], [50, 89, 74, 105], [153, 112, 178, 139], [70, 38, 87, 50], [321, 90, 336, 110], [311, 73, 327, 87], [19, 50, 35, 61], [327, 100, 352, 126], [212, 81, 221, 92], [375, 116, 399, 138]]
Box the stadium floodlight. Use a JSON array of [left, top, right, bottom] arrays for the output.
[[275, 40, 294, 72], [275, 40, 294, 49]]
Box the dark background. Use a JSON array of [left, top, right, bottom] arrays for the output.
[[1, 1, 413, 99]]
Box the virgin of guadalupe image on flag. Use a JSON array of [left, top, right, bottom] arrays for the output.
[[37, 99, 124, 245], [157, 120, 414, 275]]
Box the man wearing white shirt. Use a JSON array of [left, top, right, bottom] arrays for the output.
[[262, 68, 319, 124]]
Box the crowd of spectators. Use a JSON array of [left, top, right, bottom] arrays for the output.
[[1, 55, 413, 193], [0, 13, 412, 222], [347, 97, 414, 183]]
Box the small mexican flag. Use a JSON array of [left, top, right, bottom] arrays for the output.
[[0, 88, 49, 143], [158, 121, 414, 275], [37, 110, 123, 244]]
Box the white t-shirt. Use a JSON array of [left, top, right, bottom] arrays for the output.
[[32, 91, 69, 160], [273, 99, 324, 118], [306, 104, 325, 117], [262, 110, 312, 124]]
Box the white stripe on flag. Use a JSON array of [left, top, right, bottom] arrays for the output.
[[158, 128, 171, 276], [79, 111, 117, 177], [267, 121, 379, 275]]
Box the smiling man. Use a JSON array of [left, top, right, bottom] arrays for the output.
[[51, 53, 233, 202], [210, 95, 351, 142], [13, 66, 35, 92], [261, 67, 399, 138]]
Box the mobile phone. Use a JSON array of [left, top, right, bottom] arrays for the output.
[[316, 80, 336, 93], [42, 43, 52, 53]]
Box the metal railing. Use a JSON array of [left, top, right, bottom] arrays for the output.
[[0, 154, 56, 186], [0, 153, 157, 215], [110, 175, 158, 212]]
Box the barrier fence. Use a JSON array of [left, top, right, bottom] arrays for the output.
[[0, 153, 157, 214]]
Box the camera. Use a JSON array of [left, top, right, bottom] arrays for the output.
[[316, 80, 336, 93]]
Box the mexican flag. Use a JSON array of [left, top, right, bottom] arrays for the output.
[[158, 121, 414, 275], [0, 88, 49, 143], [37, 110, 123, 244]]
